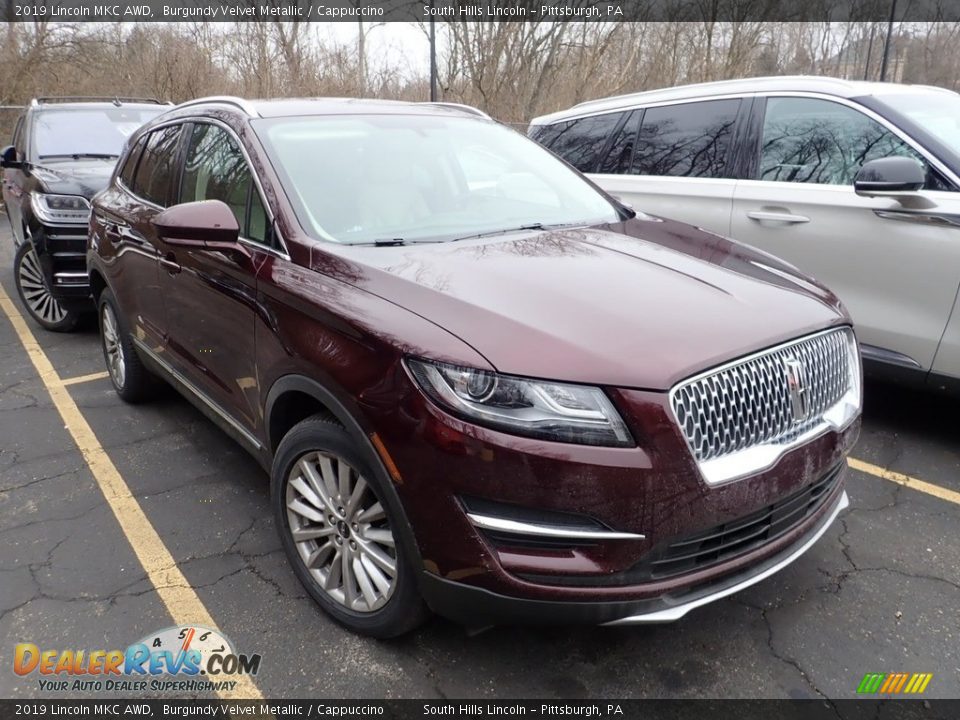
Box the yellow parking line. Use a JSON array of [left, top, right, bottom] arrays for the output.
[[0, 285, 263, 701], [848, 457, 960, 507], [60, 370, 110, 387]]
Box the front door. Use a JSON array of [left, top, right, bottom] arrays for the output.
[[3, 115, 27, 245], [157, 122, 269, 433], [731, 96, 960, 372]]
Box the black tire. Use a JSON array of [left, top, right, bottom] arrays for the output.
[[273, 415, 429, 638], [97, 288, 156, 403], [14, 241, 79, 332]]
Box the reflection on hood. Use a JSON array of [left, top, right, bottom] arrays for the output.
[[30, 158, 118, 200]]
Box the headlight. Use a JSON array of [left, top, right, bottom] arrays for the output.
[[406, 358, 634, 447], [30, 193, 91, 225]]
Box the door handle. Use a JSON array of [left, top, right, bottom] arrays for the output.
[[747, 211, 810, 224], [161, 252, 181, 275]]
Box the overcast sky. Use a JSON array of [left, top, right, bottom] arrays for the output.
[[321, 22, 433, 76]]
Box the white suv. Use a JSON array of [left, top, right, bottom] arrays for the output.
[[530, 76, 960, 392]]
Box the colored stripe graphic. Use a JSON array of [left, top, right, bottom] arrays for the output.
[[858, 672, 932, 694]]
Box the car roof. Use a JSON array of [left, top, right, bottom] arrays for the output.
[[530, 75, 958, 126], [32, 102, 168, 111], [164, 96, 492, 121]]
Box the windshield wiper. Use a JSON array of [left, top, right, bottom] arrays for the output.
[[449, 222, 588, 243], [361, 222, 591, 247], [38, 153, 119, 160]]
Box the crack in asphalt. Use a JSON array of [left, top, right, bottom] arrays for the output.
[[0, 464, 88, 493], [0, 501, 105, 539], [0, 537, 69, 623], [134, 471, 240, 501], [99, 428, 187, 453]]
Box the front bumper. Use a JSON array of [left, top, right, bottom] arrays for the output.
[[372, 372, 859, 625], [29, 220, 91, 308], [420, 488, 848, 627]]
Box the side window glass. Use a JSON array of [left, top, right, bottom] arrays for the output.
[[546, 112, 624, 173], [247, 186, 268, 244], [119, 137, 146, 189], [181, 123, 268, 244], [133, 125, 182, 206], [598, 110, 640, 174], [759, 97, 933, 187], [631, 99, 740, 178], [530, 122, 568, 151]]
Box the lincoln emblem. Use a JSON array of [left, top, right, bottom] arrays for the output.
[[784, 358, 810, 422]]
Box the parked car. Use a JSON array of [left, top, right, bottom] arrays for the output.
[[530, 76, 960, 392], [1, 97, 167, 331], [88, 96, 861, 637]]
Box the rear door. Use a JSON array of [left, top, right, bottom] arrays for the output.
[[92, 126, 180, 349], [585, 98, 744, 236], [731, 95, 960, 373]]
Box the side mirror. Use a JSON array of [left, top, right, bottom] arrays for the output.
[[0, 145, 22, 169], [854, 157, 925, 197], [151, 200, 241, 251]]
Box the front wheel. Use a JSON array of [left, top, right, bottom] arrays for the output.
[[273, 415, 429, 638], [14, 242, 78, 332]]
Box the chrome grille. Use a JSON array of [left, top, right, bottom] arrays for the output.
[[671, 328, 854, 465]]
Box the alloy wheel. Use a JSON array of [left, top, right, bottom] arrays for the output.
[[286, 451, 398, 613], [100, 302, 126, 390], [17, 245, 67, 325]]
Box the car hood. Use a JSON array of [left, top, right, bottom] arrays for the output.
[[30, 159, 116, 199], [320, 217, 849, 391]]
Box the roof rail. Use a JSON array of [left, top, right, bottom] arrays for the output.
[[31, 96, 169, 106], [423, 102, 492, 120], [173, 96, 259, 118]]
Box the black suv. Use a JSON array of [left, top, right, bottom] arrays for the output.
[[1, 97, 166, 331]]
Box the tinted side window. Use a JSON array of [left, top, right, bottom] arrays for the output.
[[631, 99, 740, 178], [529, 123, 563, 149], [133, 125, 182, 206], [119, 137, 146, 189], [543, 112, 624, 173], [598, 111, 640, 174], [759, 97, 939, 187], [180, 123, 268, 244]]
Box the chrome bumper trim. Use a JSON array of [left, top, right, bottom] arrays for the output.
[[603, 489, 849, 625], [467, 513, 645, 541], [53, 271, 89, 286]]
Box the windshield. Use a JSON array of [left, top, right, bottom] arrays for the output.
[[253, 114, 621, 244], [33, 107, 165, 160], [880, 91, 960, 151]]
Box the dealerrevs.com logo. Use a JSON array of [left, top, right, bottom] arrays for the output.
[[14, 625, 261, 693]]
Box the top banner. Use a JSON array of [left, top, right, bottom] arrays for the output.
[[5, 0, 960, 23]]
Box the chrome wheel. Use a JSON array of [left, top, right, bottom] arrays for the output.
[[17, 245, 67, 325], [100, 302, 126, 390], [286, 452, 397, 613]]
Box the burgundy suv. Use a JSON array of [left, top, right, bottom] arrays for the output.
[[87, 97, 861, 637]]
